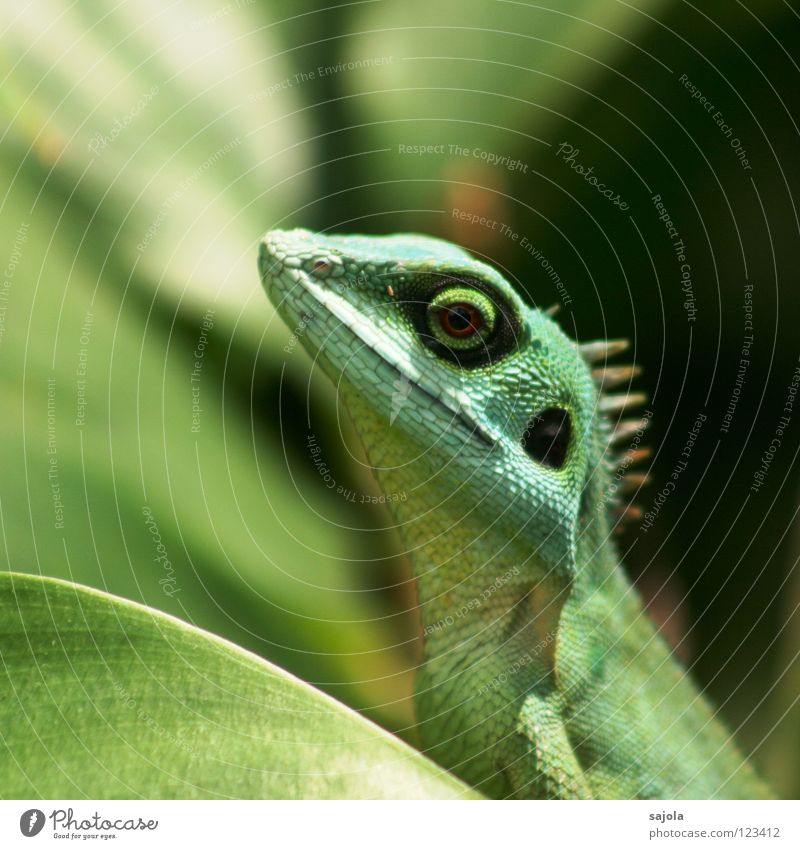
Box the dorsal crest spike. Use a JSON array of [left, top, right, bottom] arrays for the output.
[[628, 447, 652, 465], [613, 503, 645, 534], [618, 472, 649, 495], [593, 365, 642, 390], [578, 338, 630, 363], [599, 392, 648, 415], [609, 417, 651, 447]]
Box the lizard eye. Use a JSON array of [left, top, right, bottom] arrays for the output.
[[427, 288, 497, 350], [407, 273, 523, 368]]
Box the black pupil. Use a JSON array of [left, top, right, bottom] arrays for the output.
[[521, 408, 571, 469], [447, 306, 473, 331]]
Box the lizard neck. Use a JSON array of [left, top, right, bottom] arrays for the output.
[[347, 406, 617, 795]]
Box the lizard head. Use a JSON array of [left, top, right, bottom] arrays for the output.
[[259, 228, 638, 584]]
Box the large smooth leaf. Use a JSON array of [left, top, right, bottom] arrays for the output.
[[0, 572, 476, 799]]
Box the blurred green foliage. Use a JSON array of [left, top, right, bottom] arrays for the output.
[[1, 0, 798, 796], [0, 572, 474, 798]]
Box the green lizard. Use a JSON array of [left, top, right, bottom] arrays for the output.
[[258, 228, 771, 800]]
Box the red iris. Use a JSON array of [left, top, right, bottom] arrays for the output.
[[439, 302, 482, 338]]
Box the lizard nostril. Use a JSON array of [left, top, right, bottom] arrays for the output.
[[521, 408, 572, 469]]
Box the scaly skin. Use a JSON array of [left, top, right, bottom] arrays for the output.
[[258, 228, 771, 800]]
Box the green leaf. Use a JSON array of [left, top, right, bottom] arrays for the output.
[[0, 572, 477, 799]]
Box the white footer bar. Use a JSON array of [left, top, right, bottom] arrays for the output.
[[2, 799, 797, 848]]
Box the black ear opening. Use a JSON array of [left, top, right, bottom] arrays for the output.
[[521, 408, 571, 469]]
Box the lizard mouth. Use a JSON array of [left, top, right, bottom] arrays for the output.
[[373, 353, 496, 449], [261, 245, 497, 449]]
